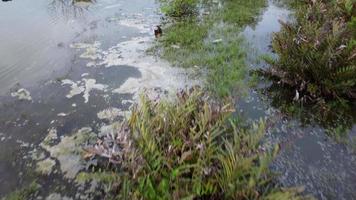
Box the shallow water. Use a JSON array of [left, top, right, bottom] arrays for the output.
[[0, 0, 355, 199], [0, 0, 196, 198], [240, 1, 356, 199]]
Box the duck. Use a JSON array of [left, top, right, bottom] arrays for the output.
[[154, 25, 162, 38]]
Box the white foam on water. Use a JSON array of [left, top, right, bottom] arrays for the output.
[[62, 78, 108, 103], [97, 107, 122, 121], [11, 88, 32, 101]]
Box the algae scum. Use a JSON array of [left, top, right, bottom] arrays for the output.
[[0, 0, 355, 199]]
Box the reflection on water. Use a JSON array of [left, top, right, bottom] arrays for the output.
[[264, 82, 356, 134], [48, 0, 95, 19], [0, 0, 88, 95], [240, 1, 356, 199], [0, 0, 159, 197], [0, 0, 197, 198]]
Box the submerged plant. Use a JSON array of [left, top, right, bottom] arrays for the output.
[[263, 0, 356, 102], [84, 89, 308, 199], [2, 181, 40, 200]]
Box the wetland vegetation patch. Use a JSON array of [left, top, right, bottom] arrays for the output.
[[263, 0, 355, 103], [81, 89, 308, 199], [152, 0, 267, 97], [258, 0, 356, 142]]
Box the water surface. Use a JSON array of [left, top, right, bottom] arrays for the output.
[[239, 2, 356, 199]]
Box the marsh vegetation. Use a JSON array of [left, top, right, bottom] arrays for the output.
[[80, 89, 309, 199], [263, 0, 355, 103], [75, 0, 356, 199], [1, 0, 355, 199], [152, 0, 267, 97]]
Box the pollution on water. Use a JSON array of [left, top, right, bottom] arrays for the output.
[[0, 0, 355, 199]]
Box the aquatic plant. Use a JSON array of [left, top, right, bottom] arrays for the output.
[[153, 0, 266, 97], [264, 0, 356, 102], [2, 181, 40, 200], [83, 89, 308, 199], [160, 0, 198, 18]]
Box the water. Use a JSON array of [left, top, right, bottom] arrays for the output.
[[0, 0, 355, 199], [0, 0, 196, 198], [239, 2, 356, 199]]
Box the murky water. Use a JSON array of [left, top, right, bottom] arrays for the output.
[[0, 0, 196, 198], [0, 0, 355, 199], [240, 1, 356, 199]]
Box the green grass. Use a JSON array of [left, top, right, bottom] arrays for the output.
[[153, 0, 267, 97], [2, 181, 40, 200], [263, 81, 356, 142], [160, 0, 198, 18]]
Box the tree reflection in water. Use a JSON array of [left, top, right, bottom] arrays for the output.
[[48, 0, 96, 19]]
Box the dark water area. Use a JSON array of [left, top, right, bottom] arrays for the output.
[[239, 2, 356, 199], [0, 0, 153, 95], [0, 0, 177, 198]]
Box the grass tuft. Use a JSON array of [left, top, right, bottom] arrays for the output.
[[263, 0, 356, 102], [2, 181, 40, 200], [83, 89, 309, 199]]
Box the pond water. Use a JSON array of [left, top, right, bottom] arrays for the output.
[[239, 2, 356, 199], [0, 0, 196, 198], [0, 0, 355, 199]]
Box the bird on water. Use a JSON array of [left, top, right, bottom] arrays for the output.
[[154, 26, 162, 38]]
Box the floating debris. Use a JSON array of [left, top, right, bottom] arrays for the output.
[[83, 122, 132, 165], [121, 99, 134, 105], [40, 127, 96, 179], [45, 193, 72, 200], [57, 113, 69, 117], [11, 88, 32, 101], [117, 18, 151, 34], [83, 79, 107, 103], [104, 3, 122, 9], [212, 38, 222, 43], [97, 107, 122, 121], [69, 36, 200, 102], [102, 37, 200, 101], [16, 139, 30, 148], [62, 78, 108, 103], [70, 41, 103, 60], [81, 73, 89, 77], [61, 79, 85, 99]]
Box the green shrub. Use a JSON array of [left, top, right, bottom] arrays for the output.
[[160, 0, 198, 18], [3, 181, 39, 200], [264, 0, 356, 102], [85, 89, 309, 199]]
